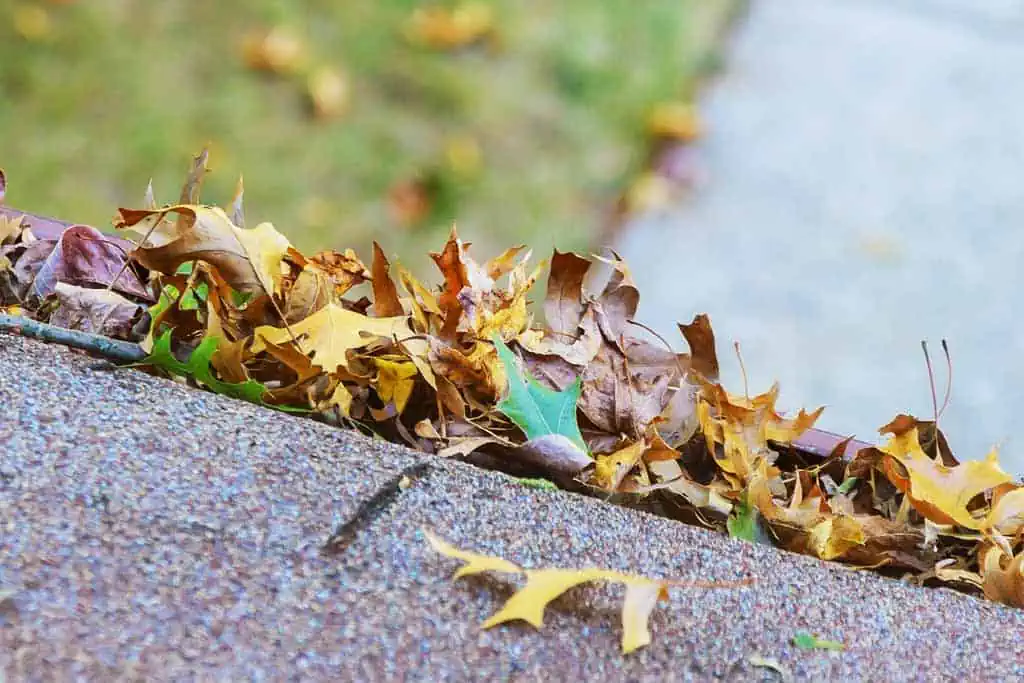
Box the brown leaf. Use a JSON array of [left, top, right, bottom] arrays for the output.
[[49, 283, 143, 339], [372, 242, 405, 317], [514, 434, 593, 476], [980, 543, 1024, 608], [593, 252, 639, 347], [28, 224, 151, 301], [679, 313, 718, 380], [306, 248, 370, 297], [544, 250, 591, 335], [0, 168, 6, 205], [116, 205, 291, 297], [430, 227, 469, 339]]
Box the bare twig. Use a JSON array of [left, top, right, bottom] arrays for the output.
[[0, 314, 146, 364]]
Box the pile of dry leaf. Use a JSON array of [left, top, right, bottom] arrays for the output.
[[1, 155, 1021, 615]]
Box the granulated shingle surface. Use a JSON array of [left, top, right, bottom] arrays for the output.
[[1, 332, 1022, 681]]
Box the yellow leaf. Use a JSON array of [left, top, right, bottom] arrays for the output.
[[985, 486, 1024, 535], [807, 515, 865, 561], [620, 579, 670, 654], [979, 543, 1024, 608], [375, 358, 418, 413], [593, 440, 646, 491], [424, 529, 521, 579], [252, 302, 415, 375], [880, 428, 1013, 529], [115, 205, 291, 297], [426, 531, 678, 654]]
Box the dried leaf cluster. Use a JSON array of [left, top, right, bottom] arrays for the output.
[[0, 154, 1021, 615]]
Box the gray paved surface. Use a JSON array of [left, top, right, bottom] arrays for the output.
[[3, 333, 1024, 680], [618, 0, 1024, 475]]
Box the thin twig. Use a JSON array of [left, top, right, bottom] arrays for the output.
[[939, 339, 953, 420], [921, 340, 939, 426]]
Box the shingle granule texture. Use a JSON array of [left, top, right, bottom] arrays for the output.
[[1, 332, 1022, 681]]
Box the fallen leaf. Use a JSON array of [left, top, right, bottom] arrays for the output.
[[679, 313, 718, 380], [371, 242, 404, 317], [252, 302, 416, 375], [748, 654, 792, 682], [494, 335, 588, 455], [979, 543, 1024, 608], [879, 427, 1013, 529], [49, 283, 143, 339], [27, 224, 150, 301], [375, 357, 418, 413], [138, 329, 270, 405], [592, 440, 646, 491], [727, 491, 774, 546], [792, 631, 845, 651], [426, 530, 671, 654], [116, 205, 291, 298]]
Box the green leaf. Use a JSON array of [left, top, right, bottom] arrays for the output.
[[493, 335, 587, 454], [836, 477, 859, 495], [792, 631, 845, 651], [727, 491, 774, 546], [136, 329, 268, 404], [516, 477, 559, 491]]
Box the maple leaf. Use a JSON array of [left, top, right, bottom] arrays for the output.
[[115, 205, 291, 297], [879, 427, 1014, 529], [493, 335, 587, 455], [424, 530, 672, 654], [375, 357, 418, 414], [251, 302, 417, 375]]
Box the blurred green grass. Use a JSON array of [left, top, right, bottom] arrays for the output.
[[0, 0, 735, 271]]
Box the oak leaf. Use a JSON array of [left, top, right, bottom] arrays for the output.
[[424, 530, 672, 654], [116, 205, 291, 297]]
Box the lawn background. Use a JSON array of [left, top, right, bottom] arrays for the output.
[[1, 0, 735, 271]]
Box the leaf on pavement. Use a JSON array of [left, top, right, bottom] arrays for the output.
[[792, 631, 846, 651], [425, 529, 673, 654]]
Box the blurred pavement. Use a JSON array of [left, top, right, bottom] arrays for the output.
[[617, 0, 1024, 475]]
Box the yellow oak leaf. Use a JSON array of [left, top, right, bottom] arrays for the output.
[[251, 302, 416, 375], [424, 530, 521, 579], [425, 530, 675, 654], [880, 428, 1013, 529]]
